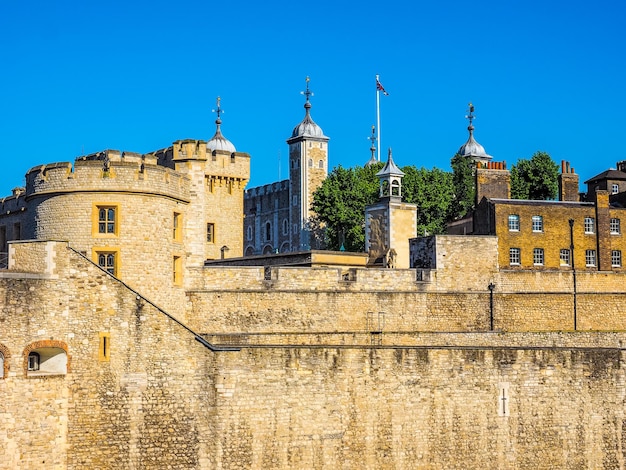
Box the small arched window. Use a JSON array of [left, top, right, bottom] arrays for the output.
[[391, 180, 401, 197], [308, 159, 313, 168], [246, 226, 253, 241], [0, 352, 4, 378], [282, 219, 289, 235], [318, 160, 323, 169], [25, 342, 68, 377], [265, 222, 272, 242]]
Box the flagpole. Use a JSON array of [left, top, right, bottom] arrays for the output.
[[376, 74, 381, 161]]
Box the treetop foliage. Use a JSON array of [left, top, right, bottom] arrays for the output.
[[311, 151, 559, 252]]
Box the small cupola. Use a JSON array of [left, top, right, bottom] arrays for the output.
[[376, 148, 404, 199], [457, 103, 492, 162]]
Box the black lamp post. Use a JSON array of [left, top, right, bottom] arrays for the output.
[[569, 219, 577, 330], [488, 282, 495, 331]]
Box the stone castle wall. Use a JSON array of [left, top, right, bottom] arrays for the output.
[[0, 242, 626, 469]]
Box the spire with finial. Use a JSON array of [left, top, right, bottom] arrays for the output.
[[457, 102, 492, 162], [288, 76, 326, 139], [207, 96, 236, 153], [366, 125, 378, 167], [465, 102, 475, 131]]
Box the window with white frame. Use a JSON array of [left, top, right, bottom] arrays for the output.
[[612, 250, 622, 267], [533, 248, 544, 265], [560, 249, 570, 266], [509, 248, 521, 265], [532, 215, 543, 232], [585, 249, 596, 267], [610, 218, 621, 234], [584, 217, 595, 234], [612, 183, 619, 194], [508, 214, 520, 231]]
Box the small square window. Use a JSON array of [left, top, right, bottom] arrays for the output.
[[560, 249, 570, 266], [98, 207, 116, 234], [584, 217, 595, 234], [533, 248, 544, 265], [508, 215, 520, 231], [28, 352, 40, 371], [532, 215, 543, 232], [585, 249, 596, 267], [612, 183, 619, 194], [610, 218, 620, 235], [509, 248, 520, 266], [612, 250, 622, 267]]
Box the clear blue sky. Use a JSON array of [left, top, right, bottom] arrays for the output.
[[1, 0, 625, 197]]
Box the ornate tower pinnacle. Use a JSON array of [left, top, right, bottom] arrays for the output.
[[208, 96, 236, 153], [300, 76, 313, 115], [366, 125, 378, 167], [465, 102, 475, 131]]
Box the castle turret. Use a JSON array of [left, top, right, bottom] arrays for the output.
[[365, 149, 417, 269], [286, 77, 329, 251]]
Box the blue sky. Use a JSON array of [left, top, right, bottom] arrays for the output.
[[1, 0, 625, 197]]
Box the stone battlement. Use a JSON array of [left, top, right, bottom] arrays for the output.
[[245, 179, 289, 198], [0, 189, 27, 216], [25, 157, 190, 202]]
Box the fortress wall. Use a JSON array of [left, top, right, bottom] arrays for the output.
[[0, 250, 214, 469], [207, 346, 626, 469], [1, 246, 626, 468], [188, 265, 626, 334]]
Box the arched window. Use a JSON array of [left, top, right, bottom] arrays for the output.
[[0, 352, 4, 379], [246, 225, 253, 241], [391, 180, 400, 197], [265, 222, 272, 242], [25, 341, 68, 377], [308, 159, 313, 168], [318, 160, 323, 169], [282, 219, 289, 235]]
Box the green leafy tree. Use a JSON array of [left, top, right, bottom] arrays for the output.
[[402, 166, 454, 235], [311, 163, 381, 251], [510, 151, 559, 200], [312, 163, 455, 251], [450, 153, 476, 220]]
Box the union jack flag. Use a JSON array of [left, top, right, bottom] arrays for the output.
[[376, 78, 389, 96]]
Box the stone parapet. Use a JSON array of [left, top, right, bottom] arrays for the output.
[[25, 159, 190, 203]]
